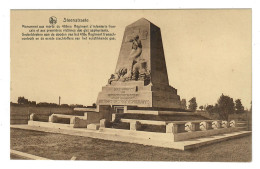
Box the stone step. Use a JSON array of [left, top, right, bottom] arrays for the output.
[[121, 119, 167, 125], [87, 123, 100, 130], [237, 121, 247, 124], [236, 123, 248, 127], [125, 110, 159, 115], [110, 122, 130, 130], [236, 121, 248, 128], [11, 124, 252, 151], [158, 111, 196, 116], [99, 126, 241, 142], [99, 127, 171, 140], [120, 118, 221, 125], [237, 122, 247, 124], [237, 126, 248, 131], [109, 120, 166, 132], [125, 110, 196, 116], [116, 113, 209, 121], [28, 121, 73, 129], [51, 114, 84, 119]]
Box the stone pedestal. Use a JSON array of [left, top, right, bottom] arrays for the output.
[[199, 121, 209, 131], [130, 121, 142, 131], [166, 123, 178, 134], [29, 113, 35, 121], [97, 81, 181, 109], [48, 114, 57, 123], [70, 117, 75, 124], [229, 120, 237, 128], [221, 121, 229, 128], [87, 123, 100, 130], [212, 121, 221, 129], [100, 119, 109, 128], [73, 117, 88, 128], [185, 122, 195, 132]]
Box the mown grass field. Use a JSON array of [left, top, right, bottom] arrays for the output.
[[10, 128, 252, 161]]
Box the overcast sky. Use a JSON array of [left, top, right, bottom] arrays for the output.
[[10, 9, 251, 109]]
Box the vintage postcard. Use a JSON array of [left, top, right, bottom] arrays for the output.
[[10, 9, 252, 161]]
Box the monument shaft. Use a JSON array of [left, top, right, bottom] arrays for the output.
[[97, 18, 181, 109]]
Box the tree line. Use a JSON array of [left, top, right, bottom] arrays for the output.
[[11, 96, 96, 108], [187, 94, 250, 120]]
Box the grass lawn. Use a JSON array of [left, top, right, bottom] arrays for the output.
[[10, 128, 251, 161]]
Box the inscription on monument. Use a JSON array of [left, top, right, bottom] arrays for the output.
[[108, 93, 139, 99], [113, 87, 136, 93], [98, 99, 150, 105]]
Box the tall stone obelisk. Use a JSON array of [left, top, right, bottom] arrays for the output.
[[96, 18, 181, 109]]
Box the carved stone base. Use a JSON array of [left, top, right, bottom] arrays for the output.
[[96, 81, 181, 109]]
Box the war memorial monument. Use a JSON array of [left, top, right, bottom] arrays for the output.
[[97, 18, 181, 110], [22, 18, 251, 150]]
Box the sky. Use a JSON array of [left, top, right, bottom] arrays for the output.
[[10, 9, 251, 109]]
